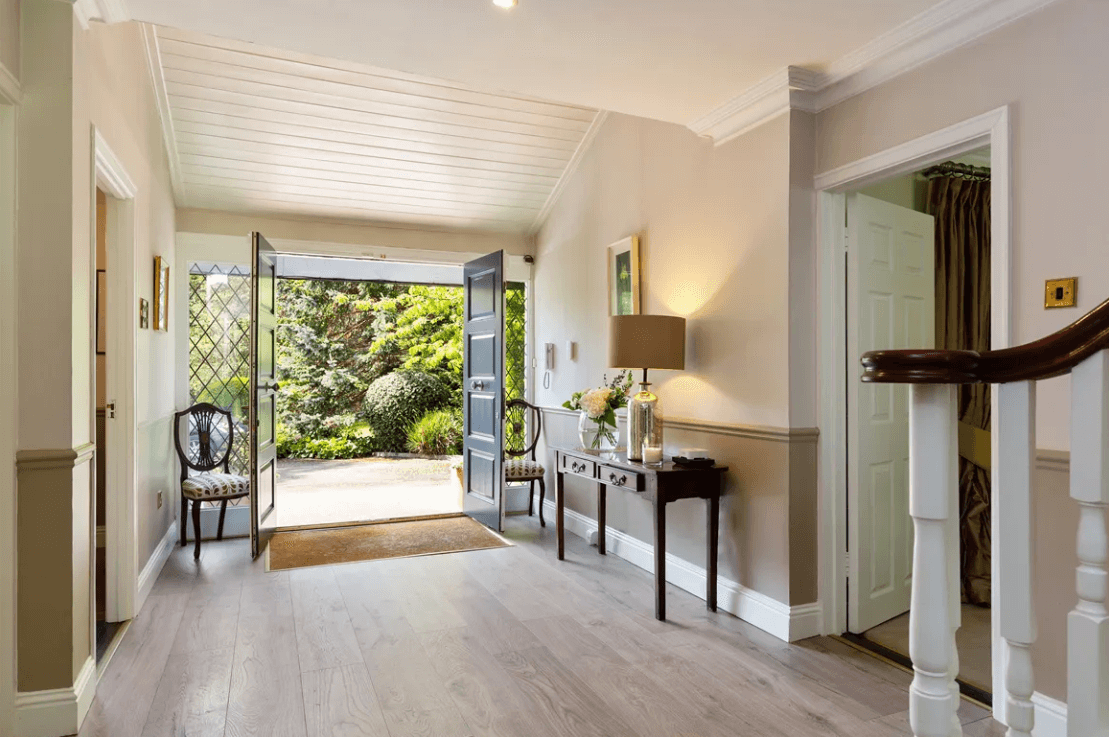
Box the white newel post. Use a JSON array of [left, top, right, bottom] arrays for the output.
[[997, 381, 1036, 737], [908, 383, 962, 737], [1069, 351, 1109, 737]]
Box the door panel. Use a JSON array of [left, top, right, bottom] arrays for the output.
[[848, 194, 935, 633], [250, 232, 279, 560], [462, 251, 505, 531]]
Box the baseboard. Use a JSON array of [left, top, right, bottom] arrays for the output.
[[14, 656, 95, 737], [1031, 692, 1067, 737], [544, 500, 820, 642], [136, 523, 176, 613]]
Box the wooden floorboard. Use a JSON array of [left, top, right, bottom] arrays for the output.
[[81, 517, 1003, 737]]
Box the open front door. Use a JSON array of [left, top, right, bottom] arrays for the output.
[[462, 251, 505, 531], [250, 232, 279, 559], [847, 194, 935, 632]]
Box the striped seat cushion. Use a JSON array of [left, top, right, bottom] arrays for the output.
[[504, 459, 544, 480], [181, 473, 250, 500]]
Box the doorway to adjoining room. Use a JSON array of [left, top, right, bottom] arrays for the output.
[[844, 147, 993, 701]]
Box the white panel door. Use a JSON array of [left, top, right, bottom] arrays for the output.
[[848, 193, 935, 633]]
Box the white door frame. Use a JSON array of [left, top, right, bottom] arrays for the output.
[[814, 106, 1011, 717], [0, 74, 21, 737], [92, 129, 139, 624]]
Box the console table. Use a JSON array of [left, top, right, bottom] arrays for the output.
[[554, 447, 728, 621]]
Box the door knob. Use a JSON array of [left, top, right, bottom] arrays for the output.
[[471, 380, 485, 391]]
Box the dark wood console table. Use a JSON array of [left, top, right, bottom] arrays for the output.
[[554, 447, 728, 621]]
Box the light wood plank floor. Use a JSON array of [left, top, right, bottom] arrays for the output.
[[79, 517, 1004, 737]]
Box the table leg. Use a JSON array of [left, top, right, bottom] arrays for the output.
[[556, 471, 565, 560], [597, 483, 606, 555], [654, 501, 666, 621], [707, 493, 719, 612]]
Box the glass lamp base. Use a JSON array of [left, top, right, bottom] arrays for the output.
[[628, 384, 662, 462]]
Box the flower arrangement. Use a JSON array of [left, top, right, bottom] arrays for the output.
[[563, 371, 633, 449]]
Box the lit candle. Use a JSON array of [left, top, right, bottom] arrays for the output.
[[642, 446, 663, 464]]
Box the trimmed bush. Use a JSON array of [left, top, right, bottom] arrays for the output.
[[362, 371, 451, 451], [406, 409, 463, 456], [277, 422, 378, 459]]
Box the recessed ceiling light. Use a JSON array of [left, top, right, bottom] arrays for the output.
[[493, 0, 517, 8]]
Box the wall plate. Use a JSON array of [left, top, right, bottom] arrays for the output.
[[1044, 277, 1077, 308]]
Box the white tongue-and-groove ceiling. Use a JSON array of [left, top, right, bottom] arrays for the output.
[[150, 27, 603, 233]]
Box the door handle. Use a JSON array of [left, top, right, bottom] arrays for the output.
[[471, 380, 485, 391], [260, 382, 280, 392], [105, 402, 116, 419]]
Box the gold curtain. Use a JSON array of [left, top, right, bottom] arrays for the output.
[[927, 169, 991, 606]]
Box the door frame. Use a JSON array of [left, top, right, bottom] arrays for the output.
[[92, 129, 139, 624], [814, 106, 1011, 715]]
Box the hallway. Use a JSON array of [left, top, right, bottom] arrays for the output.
[[78, 519, 1002, 737]]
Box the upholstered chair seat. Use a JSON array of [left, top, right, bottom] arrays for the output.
[[181, 472, 250, 500], [504, 459, 545, 481]]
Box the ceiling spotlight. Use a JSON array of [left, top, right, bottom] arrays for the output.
[[493, 0, 517, 8]]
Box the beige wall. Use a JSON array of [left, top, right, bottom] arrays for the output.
[[533, 111, 817, 609], [0, 0, 17, 82], [177, 207, 534, 257]]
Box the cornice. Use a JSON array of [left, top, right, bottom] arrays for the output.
[[72, 0, 131, 30], [141, 23, 186, 206], [530, 110, 609, 236], [690, 0, 1062, 146]]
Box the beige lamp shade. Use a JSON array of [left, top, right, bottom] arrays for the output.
[[609, 315, 686, 371]]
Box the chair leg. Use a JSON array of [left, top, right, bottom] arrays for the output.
[[217, 499, 228, 541], [192, 500, 202, 560], [528, 480, 534, 517], [538, 476, 546, 528], [180, 495, 188, 547]]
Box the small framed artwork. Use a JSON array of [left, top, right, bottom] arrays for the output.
[[153, 256, 170, 331], [95, 270, 107, 354], [139, 298, 149, 329], [607, 235, 640, 316]]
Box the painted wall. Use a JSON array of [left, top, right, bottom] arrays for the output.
[[0, 0, 17, 82], [176, 208, 534, 257], [533, 112, 818, 614], [816, 0, 1109, 703]]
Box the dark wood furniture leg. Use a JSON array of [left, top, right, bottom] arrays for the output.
[[597, 483, 606, 555], [217, 499, 228, 541], [180, 496, 188, 547], [707, 492, 719, 612], [528, 480, 534, 518], [556, 471, 565, 560], [538, 476, 546, 527], [191, 500, 202, 559], [654, 499, 666, 621]]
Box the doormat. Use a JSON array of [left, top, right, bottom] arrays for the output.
[[266, 515, 510, 571]]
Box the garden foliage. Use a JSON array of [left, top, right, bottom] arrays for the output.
[[362, 371, 451, 451], [406, 408, 463, 456]]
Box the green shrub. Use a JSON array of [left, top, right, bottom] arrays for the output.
[[406, 409, 463, 456], [362, 371, 450, 451], [277, 422, 378, 459]]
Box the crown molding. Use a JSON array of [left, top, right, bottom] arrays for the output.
[[529, 110, 608, 236], [690, 0, 1062, 145], [140, 24, 186, 206], [72, 0, 131, 30]]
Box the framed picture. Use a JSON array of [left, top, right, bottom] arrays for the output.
[[139, 298, 149, 329], [607, 235, 640, 316], [95, 270, 107, 354], [153, 256, 169, 331]]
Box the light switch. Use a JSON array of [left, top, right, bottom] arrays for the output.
[[1045, 277, 1077, 308]]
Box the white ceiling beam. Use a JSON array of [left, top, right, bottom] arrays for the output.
[[690, 0, 1062, 145], [72, 0, 130, 29], [141, 24, 187, 206]]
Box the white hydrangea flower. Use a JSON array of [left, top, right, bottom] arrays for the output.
[[579, 388, 610, 419]]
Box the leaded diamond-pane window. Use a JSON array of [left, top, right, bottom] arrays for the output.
[[188, 262, 251, 485], [505, 281, 528, 452]]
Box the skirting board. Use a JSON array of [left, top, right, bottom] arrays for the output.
[[14, 656, 95, 737], [1031, 692, 1066, 737], [136, 523, 177, 614], [543, 500, 821, 642]]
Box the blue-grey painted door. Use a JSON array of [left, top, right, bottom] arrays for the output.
[[462, 251, 505, 531], [250, 232, 279, 559]]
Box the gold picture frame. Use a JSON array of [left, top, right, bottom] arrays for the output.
[[607, 235, 641, 316], [153, 256, 170, 331]]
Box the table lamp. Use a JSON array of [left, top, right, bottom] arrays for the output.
[[609, 315, 686, 461]]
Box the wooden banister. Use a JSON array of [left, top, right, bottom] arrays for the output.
[[862, 295, 1109, 384]]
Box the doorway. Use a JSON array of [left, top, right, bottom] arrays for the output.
[[843, 150, 993, 700]]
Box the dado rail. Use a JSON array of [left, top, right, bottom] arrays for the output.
[[862, 300, 1109, 737]]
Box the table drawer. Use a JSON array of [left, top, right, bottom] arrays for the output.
[[561, 454, 597, 479], [599, 464, 645, 492]]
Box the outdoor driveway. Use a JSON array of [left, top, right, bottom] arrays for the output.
[[273, 457, 461, 528]]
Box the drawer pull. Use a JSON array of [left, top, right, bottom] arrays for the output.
[[571, 461, 585, 473], [609, 472, 627, 486]]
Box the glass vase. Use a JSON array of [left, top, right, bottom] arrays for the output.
[[578, 411, 620, 452]]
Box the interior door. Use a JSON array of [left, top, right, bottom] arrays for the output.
[[462, 251, 505, 531], [848, 193, 936, 633], [250, 232, 279, 560]]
